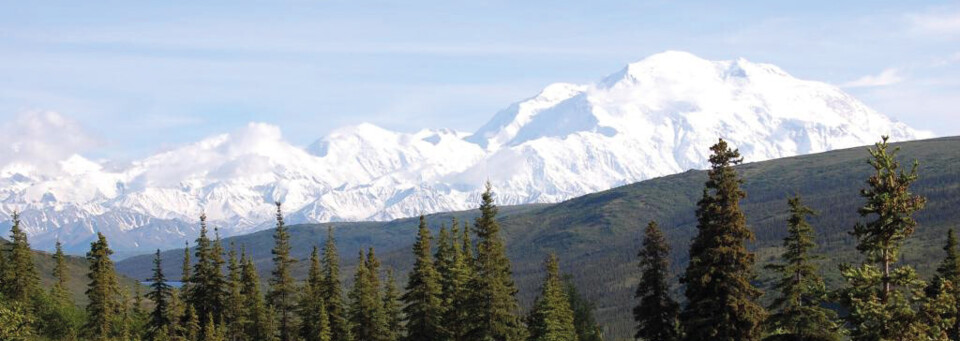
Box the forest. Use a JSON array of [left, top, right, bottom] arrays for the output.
[[1, 136, 959, 341]]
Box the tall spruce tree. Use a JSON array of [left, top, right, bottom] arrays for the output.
[[241, 251, 276, 341], [6, 211, 38, 302], [224, 244, 246, 341], [929, 229, 960, 341], [837, 136, 947, 341], [300, 246, 332, 341], [52, 240, 69, 301], [181, 241, 192, 293], [187, 213, 227, 326], [465, 183, 526, 341], [84, 232, 123, 341], [148, 249, 174, 339], [634, 221, 679, 341], [267, 202, 298, 341], [349, 249, 389, 341], [441, 218, 473, 341], [764, 196, 841, 340], [383, 268, 403, 341], [402, 215, 445, 341], [563, 277, 603, 341], [527, 254, 577, 341], [680, 139, 765, 341], [322, 227, 352, 341]]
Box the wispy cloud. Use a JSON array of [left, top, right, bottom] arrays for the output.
[[841, 68, 904, 88], [908, 9, 960, 36], [0, 111, 99, 175]]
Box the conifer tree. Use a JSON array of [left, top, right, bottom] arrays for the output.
[[241, 252, 276, 341], [634, 221, 679, 341], [765, 196, 841, 340], [837, 136, 945, 341], [224, 244, 246, 341], [349, 249, 389, 341], [321, 227, 352, 341], [181, 241, 191, 294], [267, 202, 298, 341], [6, 211, 38, 302], [383, 268, 403, 341], [465, 183, 527, 341], [929, 229, 960, 341], [84, 232, 123, 341], [167, 288, 186, 340], [187, 213, 227, 326], [184, 305, 200, 341], [148, 249, 174, 339], [563, 277, 603, 341], [402, 215, 445, 341], [441, 219, 473, 341], [528, 254, 577, 341], [52, 240, 69, 301], [300, 246, 332, 341], [203, 313, 226, 341], [680, 139, 765, 341]]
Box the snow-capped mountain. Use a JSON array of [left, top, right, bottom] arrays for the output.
[[0, 51, 932, 255]]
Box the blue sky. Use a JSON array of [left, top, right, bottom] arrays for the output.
[[1, 1, 958, 159]]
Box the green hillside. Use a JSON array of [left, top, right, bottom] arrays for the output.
[[116, 136, 960, 340]]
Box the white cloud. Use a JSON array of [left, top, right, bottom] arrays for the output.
[[0, 111, 99, 175], [841, 68, 903, 88], [908, 10, 960, 36]]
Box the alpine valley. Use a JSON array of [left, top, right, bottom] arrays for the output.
[[0, 51, 931, 255]]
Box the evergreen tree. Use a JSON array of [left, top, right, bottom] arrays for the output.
[[321, 227, 352, 341], [465, 183, 527, 341], [167, 288, 186, 340], [837, 136, 944, 341], [241, 252, 276, 341], [528, 254, 577, 341], [148, 249, 174, 339], [300, 246, 333, 341], [402, 215, 445, 341], [52, 240, 70, 301], [267, 202, 299, 341], [186, 213, 227, 327], [84, 232, 123, 341], [184, 305, 200, 341], [929, 228, 960, 341], [181, 241, 192, 295], [383, 268, 403, 341], [6, 211, 38, 302], [441, 218, 473, 341], [634, 221, 679, 341], [203, 313, 226, 341], [680, 139, 765, 341], [349, 249, 389, 341], [765, 196, 842, 340], [223, 244, 246, 341], [562, 277, 603, 341]]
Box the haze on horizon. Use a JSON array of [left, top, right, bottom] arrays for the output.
[[1, 0, 958, 161]]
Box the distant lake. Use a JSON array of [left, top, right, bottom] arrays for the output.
[[140, 281, 185, 288]]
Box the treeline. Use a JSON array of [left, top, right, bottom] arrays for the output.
[[0, 184, 602, 341], [632, 137, 960, 341]]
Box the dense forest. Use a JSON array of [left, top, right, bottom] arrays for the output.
[[2, 136, 960, 341]]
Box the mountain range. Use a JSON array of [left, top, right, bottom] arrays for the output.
[[0, 51, 931, 255]]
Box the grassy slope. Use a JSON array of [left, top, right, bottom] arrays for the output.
[[116, 136, 960, 340]]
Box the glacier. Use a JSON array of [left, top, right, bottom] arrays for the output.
[[0, 51, 932, 255]]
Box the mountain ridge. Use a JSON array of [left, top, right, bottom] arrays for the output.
[[0, 51, 932, 255]]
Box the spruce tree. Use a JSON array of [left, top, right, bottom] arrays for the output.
[[764, 196, 841, 340], [181, 241, 191, 293], [929, 229, 960, 341], [528, 254, 577, 341], [300, 246, 332, 341], [187, 213, 227, 326], [349, 249, 389, 341], [465, 183, 526, 341], [267, 202, 298, 341], [322, 227, 352, 341], [241, 252, 276, 341], [837, 136, 944, 341], [680, 139, 765, 341], [383, 268, 403, 341], [562, 277, 603, 341], [84, 232, 122, 341], [184, 305, 200, 341], [441, 218, 473, 341], [6, 211, 38, 302], [148, 249, 174, 339], [634, 221, 679, 341], [52, 240, 69, 301], [224, 244, 246, 341], [402, 215, 445, 341]]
